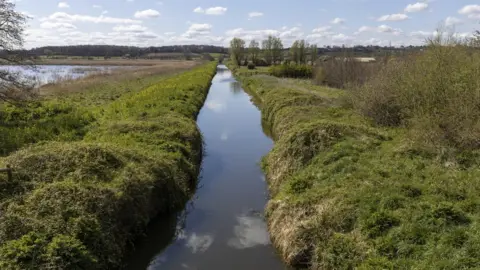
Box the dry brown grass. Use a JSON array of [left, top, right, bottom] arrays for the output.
[[40, 61, 201, 97], [35, 58, 195, 66]]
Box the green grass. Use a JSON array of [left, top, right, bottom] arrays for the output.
[[239, 73, 480, 269], [0, 62, 217, 269], [0, 64, 198, 157]]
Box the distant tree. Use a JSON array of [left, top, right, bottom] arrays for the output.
[[230, 37, 246, 66], [271, 36, 284, 65], [262, 35, 283, 65], [290, 41, 299, 64], [0, 0, 34, 103], [44, 49, 53, 58], [248, 40, 260, 64], [310, 44, 318, 64], [298, 40, 308, 64]]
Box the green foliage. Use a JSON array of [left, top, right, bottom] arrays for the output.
[[247, 62, 256, 70], [239, 69, 480, 269], [229, 37, 246, 66], [0, 63, 217, 268], [269, 64, 313, 78]]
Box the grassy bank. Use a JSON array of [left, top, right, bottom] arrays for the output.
[[0, 62, 217, 269], [0, 62, 200, 156], [238, 67, 480, 268]]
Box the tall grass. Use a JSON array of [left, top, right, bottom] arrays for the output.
[[353, 35, 480, 155]]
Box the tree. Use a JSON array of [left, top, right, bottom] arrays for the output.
[[248, 40, 260, 64], [0, 0, 34, 103], [262, 35, 283, 65], [230, 38, 246, 66], [290, 41, 299, 64], [310, 44, 318, 64], [298, 40, 308, 64]]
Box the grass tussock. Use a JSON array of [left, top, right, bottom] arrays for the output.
[[0, 62, 217, 269], [239, 41, 480, 269]]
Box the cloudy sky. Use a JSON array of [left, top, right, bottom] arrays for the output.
[[13, 0, 480, 48]]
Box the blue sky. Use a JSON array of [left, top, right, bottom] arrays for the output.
[[13, 0, 480, 48]]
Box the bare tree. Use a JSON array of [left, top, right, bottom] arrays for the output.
[[0, 0, 34, 103], [248, 40, 260, 64]]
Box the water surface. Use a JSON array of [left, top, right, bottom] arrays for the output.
[[0, 65, 127, 86], [125, 65, 286, 269]]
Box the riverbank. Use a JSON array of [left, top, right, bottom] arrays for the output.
[[0, 62, 217, 268], [237, 72, 480, 269]]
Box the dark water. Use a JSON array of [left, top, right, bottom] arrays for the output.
[[124, 65, 286, 269]]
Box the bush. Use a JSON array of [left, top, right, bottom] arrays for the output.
[[255, 58, 269, 67], [353, 37, 480, 153], [269, 64, 313, 78], [247, 62, 256, 70], [313, 57, 384, 88]]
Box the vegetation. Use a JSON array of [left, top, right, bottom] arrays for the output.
[[0, 0, 34, 103], [229, 38, 246, 66], [269, 63, 313, 78], [0, 62, 217, 269], [237, 33, 480, 269], [262, 35, 284, 65]]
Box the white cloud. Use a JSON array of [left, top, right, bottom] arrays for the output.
[[113, 24, 147, 33], [248, 12, 263, 18], [445, 16, 462, 27], [378, 13, 409, 21], [193, 7, 204, 13], [93, 4, 102, 9], [330, 18, 345, 24], [458, 5, 480, 15], [40, 21, 76, 30], [134, 9, 160, 19], [58, 2, 69, 8], [194, 6, 227, 15], [42, 12, 142, 24], [312, 26, 332, 33], [405, 2, 428, 13]]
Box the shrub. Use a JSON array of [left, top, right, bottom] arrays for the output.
[[353, 36, 480, 153], [269, 64, 313, 78], [313, 57, 384, 88], [247, 62, 256, 70]]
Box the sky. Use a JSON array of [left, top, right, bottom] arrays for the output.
[[11, 0, 480, 49]]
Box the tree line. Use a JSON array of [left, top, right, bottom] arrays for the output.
[[230, 36, 319, 66], [20, 45, 228, 58]]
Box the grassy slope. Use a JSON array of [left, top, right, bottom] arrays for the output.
[[239, 74, 480, 269], [0, 62, 218, 269], [0, 62, 199, 156]]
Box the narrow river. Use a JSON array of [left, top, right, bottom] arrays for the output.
[[125, 65, 285, 269]]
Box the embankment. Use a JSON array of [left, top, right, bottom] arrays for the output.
[[0, 62, 218, 269], [239, 74, 480, 269]]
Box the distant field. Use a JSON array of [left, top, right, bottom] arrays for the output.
[[34, 58, 196, 66]]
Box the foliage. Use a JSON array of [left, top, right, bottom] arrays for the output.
[[0, 63, 217, 269], [239, 66, 480, 269], [247, 62, 256, 70], [353, 36, 480, 155], [269, 64, 313, 78], [0, 0, 35, 103], [229, 38, 246, 66], [248, 40, 260, 64], [262, 35, 283, 65], [314, 57, 384, 88]]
